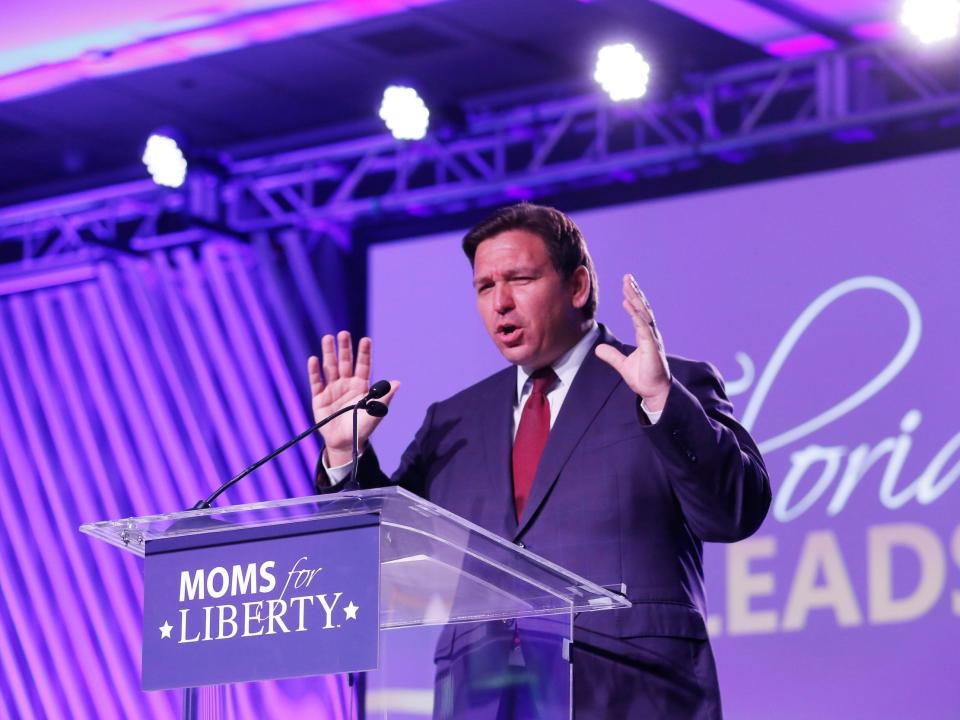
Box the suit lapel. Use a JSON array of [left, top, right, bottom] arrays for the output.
[[514, 326, 625, 539], [479, 367, 520, 536]]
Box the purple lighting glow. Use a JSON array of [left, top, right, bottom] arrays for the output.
[[652, 0, 802, 44], [0, 0, 448, 102], [764, 33, 837, 57], [852, 19, 898, 39], [652, 0, 893, 58]]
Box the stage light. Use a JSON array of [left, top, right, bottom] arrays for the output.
[[379, 85, 430, 140], [900, 0, 960, 44], [594, 43, 650, 102], [142, 132, 188, 188]]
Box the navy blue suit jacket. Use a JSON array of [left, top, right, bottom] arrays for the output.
[[320, 326, 769, 715], [325, 325, 769, 643]]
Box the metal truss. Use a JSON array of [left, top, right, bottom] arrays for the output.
[[0, 181, 195, 265], [2, 39, 959, 264]]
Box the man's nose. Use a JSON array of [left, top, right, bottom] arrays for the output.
[[493, 284, 514, 312]]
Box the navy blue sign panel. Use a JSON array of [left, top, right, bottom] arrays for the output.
[[142, 514, 380, 690]]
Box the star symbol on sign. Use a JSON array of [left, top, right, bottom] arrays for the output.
[[159, 621, 173, 639], [343, 601, 359, 621]]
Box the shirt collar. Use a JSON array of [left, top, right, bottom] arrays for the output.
[[516, 321, 600, 402]]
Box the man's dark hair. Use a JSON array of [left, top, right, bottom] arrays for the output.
[[462, 203, 599, 319]]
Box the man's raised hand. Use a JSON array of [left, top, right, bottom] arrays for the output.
[[595, 274, 672, 412], [308, 331, 398, 468]]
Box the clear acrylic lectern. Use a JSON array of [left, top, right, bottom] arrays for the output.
[[81, 486, 629, 719]]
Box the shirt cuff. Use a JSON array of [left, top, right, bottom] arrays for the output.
[[640, 399, 663, 424], [322, 452, 356, 485]]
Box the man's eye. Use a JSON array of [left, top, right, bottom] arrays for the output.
[[477, 283, 493, 293]]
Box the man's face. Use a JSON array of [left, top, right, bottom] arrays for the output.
[[472, 229, 589, 370]]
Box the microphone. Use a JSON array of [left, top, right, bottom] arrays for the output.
[[359, 380, 391, 407], [350, 380, 392, 482], [193, 380, 391, 510], [357, 381, 390, 418], [364, 400, 388, 417]]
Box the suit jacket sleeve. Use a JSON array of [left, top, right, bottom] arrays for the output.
[[313, 402, 438, 495], [646, 359, 770, 542]]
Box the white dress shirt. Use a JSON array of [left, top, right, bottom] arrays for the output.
[[513, 322, 661, 436]]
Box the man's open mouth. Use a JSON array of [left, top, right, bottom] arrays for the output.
[[497, 324, 521, 342]]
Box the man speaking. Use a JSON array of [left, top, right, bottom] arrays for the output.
[[309, 203, 770, 718]]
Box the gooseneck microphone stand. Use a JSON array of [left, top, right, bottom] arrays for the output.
[[182, 382, 390, 718], [192, 380, 391, 510]]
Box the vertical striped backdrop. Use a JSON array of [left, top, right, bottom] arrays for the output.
[[0, 235, 351, 719]]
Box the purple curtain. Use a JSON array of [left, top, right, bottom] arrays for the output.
[[0, 236, 350, 719]]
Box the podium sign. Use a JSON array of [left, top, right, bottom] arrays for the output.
[[141, 516, 380, 690]]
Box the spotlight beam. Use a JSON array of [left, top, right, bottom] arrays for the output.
[[142, 132, 187, 189], [379, 85, 430, 141], [594, 43, 651, 102], [900, 0, 960, 44]]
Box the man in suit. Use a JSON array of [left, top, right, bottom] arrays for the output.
[[310, 203, 770, 718]]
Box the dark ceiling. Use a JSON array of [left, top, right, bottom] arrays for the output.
[[0, 0, 764, 206]]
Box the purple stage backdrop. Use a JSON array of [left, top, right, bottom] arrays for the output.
[[0, 238, 352, 719], [369, 148, 960, 719]]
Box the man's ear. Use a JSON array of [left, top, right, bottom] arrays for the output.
[[569, 265, 591, 310]]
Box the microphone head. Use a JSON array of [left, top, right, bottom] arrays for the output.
[[367, 379, 392, 400], [364, 400, 388, 417]]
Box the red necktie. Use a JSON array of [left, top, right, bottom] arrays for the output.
[[512, 367, 557, 521]]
